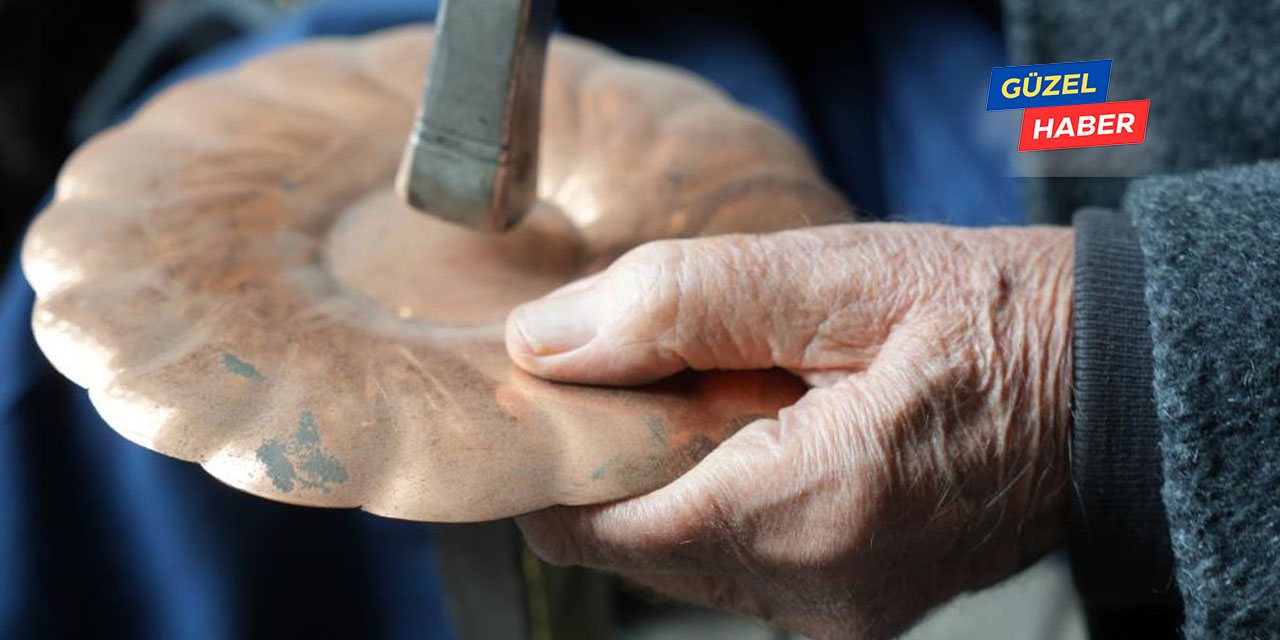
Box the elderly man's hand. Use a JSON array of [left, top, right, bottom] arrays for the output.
[[504, 223, 1074, 640]]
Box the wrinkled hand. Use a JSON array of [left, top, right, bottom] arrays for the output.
[[505, 223, 1074, 640]]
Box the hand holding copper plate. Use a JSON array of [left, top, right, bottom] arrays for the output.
[[21, 26, 850, 522]]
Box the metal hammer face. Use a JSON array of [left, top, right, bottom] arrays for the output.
[[397, 0, 556, 232]]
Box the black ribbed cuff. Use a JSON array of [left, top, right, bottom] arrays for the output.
[[1070, 209, 1178, 614]]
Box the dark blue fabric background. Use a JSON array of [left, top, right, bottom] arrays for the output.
[[0, 1, 1017, 637]]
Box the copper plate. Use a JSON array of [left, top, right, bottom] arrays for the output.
[[21, 26, 849, 522]]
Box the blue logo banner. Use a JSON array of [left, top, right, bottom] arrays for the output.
[[986, 60, 1112, 111]]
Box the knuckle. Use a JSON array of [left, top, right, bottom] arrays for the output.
[[617, 238, 690, 274], [611, 239, 693, 302], [606, 239, 690, 335], [605, 234, 783, 368], [671, 482, 730, 542]]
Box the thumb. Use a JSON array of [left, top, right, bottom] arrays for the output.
[[505, 226, 908, 385]]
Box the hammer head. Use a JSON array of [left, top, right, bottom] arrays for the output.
[[396, 0, 556, 232]]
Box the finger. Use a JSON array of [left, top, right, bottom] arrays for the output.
[[517, 354, 914, 574], [517, 415, 800, 573], [504, 225, 918, 385]]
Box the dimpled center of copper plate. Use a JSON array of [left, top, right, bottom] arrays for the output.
[[327, 188, 584, 325]]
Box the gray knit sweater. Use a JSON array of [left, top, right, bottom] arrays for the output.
[[1003, 1, 1280, 638]]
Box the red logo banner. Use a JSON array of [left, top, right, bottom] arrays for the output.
[[1018, 100, 1150, 151]]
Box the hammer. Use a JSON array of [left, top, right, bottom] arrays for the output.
[[396, 0, 557, 233]]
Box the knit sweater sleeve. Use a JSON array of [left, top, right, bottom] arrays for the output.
[[1070, 208, 1181, 637], [1122, 159, 1280, 638]]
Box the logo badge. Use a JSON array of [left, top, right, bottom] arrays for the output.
[[987, 59, 1147, 151]]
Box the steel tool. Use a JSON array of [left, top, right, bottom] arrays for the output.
[[396, 0, 557, 232]]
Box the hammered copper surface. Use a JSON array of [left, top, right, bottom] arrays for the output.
[[21, 26, 850, 521]]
